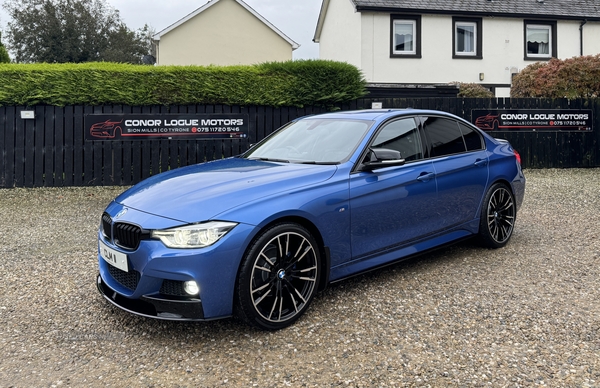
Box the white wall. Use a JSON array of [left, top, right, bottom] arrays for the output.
[[353, 13, 600, 95], [555, 20, 600, 58], [583, 22, 600, 55], [362, 15, 531, 87], [157, 0, 293, 66], [558, 20, 583, 58], [318, 5, 600, 96], [318, 0, 362, 68]]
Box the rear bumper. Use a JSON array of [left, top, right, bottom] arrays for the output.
[[97, 274, 205, 321]]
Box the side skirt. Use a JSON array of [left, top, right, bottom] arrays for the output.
[[329, 224, 477, 283]]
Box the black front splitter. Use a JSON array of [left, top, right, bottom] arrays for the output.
[[96, 274, 205, 321]]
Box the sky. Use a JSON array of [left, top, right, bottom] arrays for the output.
[[0, 0, 323, 60]]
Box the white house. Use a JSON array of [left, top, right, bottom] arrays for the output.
[[153, 0, 299, 66], [314, 0, 600, 97]]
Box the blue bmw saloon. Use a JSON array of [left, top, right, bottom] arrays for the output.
[[97, 109, 525, 330]]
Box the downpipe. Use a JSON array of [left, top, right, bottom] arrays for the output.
[[580, 20, 587, 56]]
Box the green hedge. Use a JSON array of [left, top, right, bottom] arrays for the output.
[[0, 60, 367, 107]]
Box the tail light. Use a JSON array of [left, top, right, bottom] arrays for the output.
[[513, 150, 522, 166]]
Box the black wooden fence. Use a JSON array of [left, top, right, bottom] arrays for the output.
[[1, 98, 599, 188], [374, 97, 600, 170]]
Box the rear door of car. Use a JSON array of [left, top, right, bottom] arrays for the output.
[[420, 115, 489, 230], [348, 116, 438, 260]]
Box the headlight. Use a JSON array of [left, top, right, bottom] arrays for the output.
[[151, 221, 237, 249]]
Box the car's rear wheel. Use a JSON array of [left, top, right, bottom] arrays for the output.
[[478, 183, 516, 248], [236, 223, 320, 330]]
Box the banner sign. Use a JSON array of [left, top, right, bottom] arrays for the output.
[[85, 113, 249, 141], [471, 109, 593, 132]]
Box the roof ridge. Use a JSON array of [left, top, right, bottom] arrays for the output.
[[350, 0, 600, 20], [153, 0, 299, 49]]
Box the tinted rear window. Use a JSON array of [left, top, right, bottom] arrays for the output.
[[458, 122, 484, 151], [423, 116, 466, 157]]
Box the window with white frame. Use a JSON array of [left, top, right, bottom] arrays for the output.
[[394, 20, 415, 54], [390, 15, 421, 58], [456, 22, 476, 55], [452, 17, 482, 59], [524, 21, 556, 60]]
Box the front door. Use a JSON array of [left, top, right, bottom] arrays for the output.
[[349, 117, 438, 260]]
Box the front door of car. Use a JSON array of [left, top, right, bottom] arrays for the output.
[[348, 117, 438, 260], [421, 116, 489, 230]]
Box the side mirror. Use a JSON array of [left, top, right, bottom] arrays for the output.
[[361, 148, 406, 171]]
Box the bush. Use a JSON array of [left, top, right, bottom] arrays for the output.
[[0, 60, 367, 107], [0, 46, 9, 64], [456, 83, 494, 98], [0, 35, 9, 63], [511, 55, 600, 98]]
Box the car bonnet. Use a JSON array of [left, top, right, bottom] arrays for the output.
[[114, 158, 338, 224]]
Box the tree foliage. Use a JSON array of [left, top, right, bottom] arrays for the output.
[[3, 0, 152, 64], [0, 33, 10, 63], [511, 55, 600, 98]]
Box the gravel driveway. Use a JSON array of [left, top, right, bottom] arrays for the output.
[[1, 169, 599, 387]]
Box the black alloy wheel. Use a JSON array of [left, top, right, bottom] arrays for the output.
[[236, 223, 320, 330], [478, 183, 516, 248]]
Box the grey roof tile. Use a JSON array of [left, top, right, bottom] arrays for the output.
[[352, 0, 600, 19]]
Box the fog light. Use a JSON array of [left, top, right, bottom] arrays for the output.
[[183, 281, 199, 296]]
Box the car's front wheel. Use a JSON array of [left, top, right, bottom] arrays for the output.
[[235, 223, 321, 330], [478, 183, 516, 248]]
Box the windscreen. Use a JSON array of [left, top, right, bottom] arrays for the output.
[[245, 118, 372, 164]]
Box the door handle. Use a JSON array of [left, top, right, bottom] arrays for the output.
[[417, 172, 435, 182], [474, 159, 488, 167]]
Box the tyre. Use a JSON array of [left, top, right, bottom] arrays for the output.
[[235, 223, 321, 330], [478, 183, 516, 248]]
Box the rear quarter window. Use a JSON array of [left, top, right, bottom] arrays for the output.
[[458, 122, 484, 151]]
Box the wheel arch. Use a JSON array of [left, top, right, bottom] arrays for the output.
[[490, 177, 514, 193], [480, 177, 517, 216], [491, 177, 517, 198]]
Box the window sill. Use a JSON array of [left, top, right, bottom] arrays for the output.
[[524, 56, 553, 61], [390, 54, 422, 59], [453, 55, 483, 60]]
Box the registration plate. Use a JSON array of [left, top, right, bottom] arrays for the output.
[[99, 240, 129, 272]]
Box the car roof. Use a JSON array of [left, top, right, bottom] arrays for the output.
[[301, 109, 458, 122]]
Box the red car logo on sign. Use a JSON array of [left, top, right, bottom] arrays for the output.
[[90, 119, 123, 139], [474, 114, 500, 131]]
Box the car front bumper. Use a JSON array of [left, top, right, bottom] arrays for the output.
[[97, 274, 205, 320], [96, 203, 258, 321]]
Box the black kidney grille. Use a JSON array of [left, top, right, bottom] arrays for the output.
[[160, 280, 188, 297], [114, 222, 142, 250], [100, 213, 142, 251], [107, 265, 140, 291], [101, 213, 112, 239]]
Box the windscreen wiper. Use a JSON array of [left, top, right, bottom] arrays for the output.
[[299, 161, 338, 165], [248, 157, 290, 163]]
